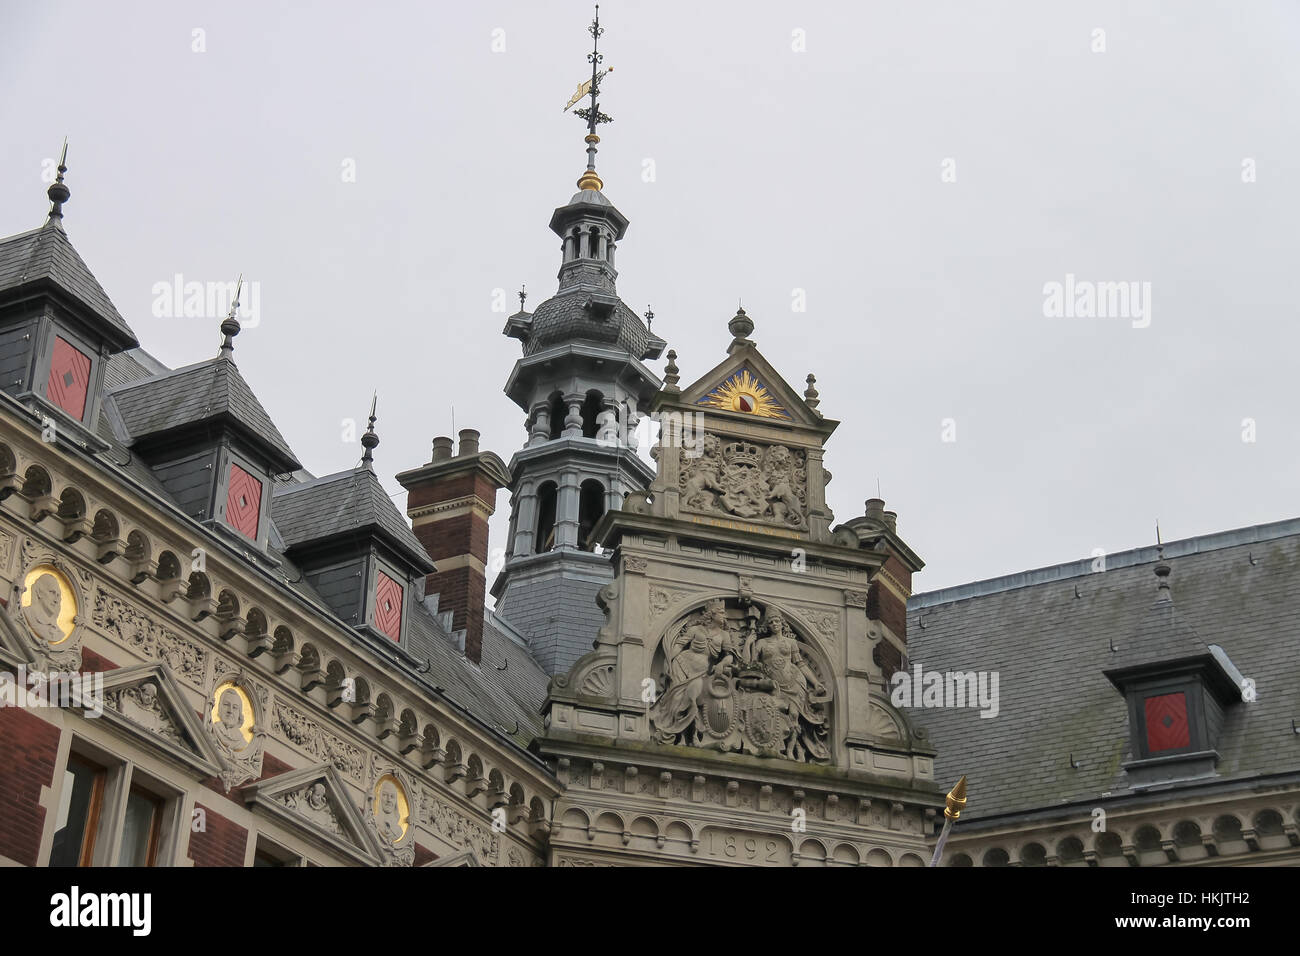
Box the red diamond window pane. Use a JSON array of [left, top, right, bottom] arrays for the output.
[[1144, 692, 1190, 753], [47, 336, 92, 420], [374, 571, 403, 642], [226, 464, 262, 539]]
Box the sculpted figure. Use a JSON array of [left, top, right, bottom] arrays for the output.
[[649, 600, 737, 743], [752, 610, 829, 760], [22, 573, 66, 644], [212, 687, 250, 753], [376, 780, 405, 844], [307, 782, 329, 812], [762, 445, 803, 526], [681, 435, 724, 511]]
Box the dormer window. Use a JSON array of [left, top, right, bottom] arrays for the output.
[[374, 569, 404, 642], [47, 336, 92, 420], [225, 463, 263, 539]]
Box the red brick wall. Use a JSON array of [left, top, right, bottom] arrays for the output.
[[414, 842, 437, 866], [80, 648, 118, 673], [0, 706, 61, 865], [188, 804, 248, 867]]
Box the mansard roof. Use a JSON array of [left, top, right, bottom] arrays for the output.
[[905, 518, 1300, 825], [272, 468, 435, 574], [106, 355, 301, 472], [0, 220, 138, 350]]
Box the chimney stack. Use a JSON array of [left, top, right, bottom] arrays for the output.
[[397, 429, 510, 665]]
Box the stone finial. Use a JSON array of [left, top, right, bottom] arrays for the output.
[[663, 349, 680, 390], [728, 306, 754, 346], [1154, 555, 1172, 604], [804, 373, 820, 411]]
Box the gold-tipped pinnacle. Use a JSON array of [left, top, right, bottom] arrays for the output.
[[944, 775, 968, 820]]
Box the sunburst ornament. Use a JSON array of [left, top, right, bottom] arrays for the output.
[[698, 368, 791, 419]]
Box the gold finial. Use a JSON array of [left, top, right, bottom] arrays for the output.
[[944, 775, 968, 820], [570, 5, 612, 191]]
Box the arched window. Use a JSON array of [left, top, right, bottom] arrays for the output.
[[535, 482, 558, 553], [588, 227, 601, 259], [548, 392, 566, 440], [580, 391, 603, 439], [570, 227, 581, 260], [578, 479, 605, 551]]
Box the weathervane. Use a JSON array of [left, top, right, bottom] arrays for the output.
[[569, 4, 613, 191]]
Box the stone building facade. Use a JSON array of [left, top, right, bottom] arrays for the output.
[[1, 26, 1296, 868]]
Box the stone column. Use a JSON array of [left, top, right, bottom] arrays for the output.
[[513, 485, 539, 557], [530, 405, 551, 445], [563, 397, 584, 438], [555, 473, 580, 548]]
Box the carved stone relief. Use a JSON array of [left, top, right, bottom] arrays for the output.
[[281, 782, 345, 837], [11, 553, 86, 670], [92, 586, 206, 684], [678, 435, 808, 530], [105, 680, 183, 744], [417, 785, 500, 866], [274, 699, 368, 783], [206, 661, 269, 791], [648, 598, 831, 762]]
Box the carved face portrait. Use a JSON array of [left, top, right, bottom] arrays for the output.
[[20, 567, 76, 645], [209, 683, 254, 752], [372, 775, 409, 844]]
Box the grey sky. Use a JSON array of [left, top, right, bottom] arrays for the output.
[[3, 1, 1297, 593]]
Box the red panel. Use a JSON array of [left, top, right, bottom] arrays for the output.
[[1144, 692, 1190, 753], [226, 464, 262, 539], [374, 570, 404, 642], [46, 336, 92, 420]]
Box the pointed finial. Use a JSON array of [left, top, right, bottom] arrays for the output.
[[573, 4, 612, 191], [218, 274, 243, 356], [46, 139, 70, 222], [518, 284, 527, 312], [944, 775, 968, 820], [803, 373, 820, 410], [361, 392, 380, 469], [1153, 521, 1172, 603], [663, 349, 680, 389], [644, 305, 654, 331]]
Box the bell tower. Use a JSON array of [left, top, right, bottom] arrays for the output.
[[493, 6, 665, 676]]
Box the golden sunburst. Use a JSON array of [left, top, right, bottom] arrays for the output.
[[698, 368, 790, 419]]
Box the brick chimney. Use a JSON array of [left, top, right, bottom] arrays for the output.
[[844, 498, 924, 684], [396, 429, 510, 665]]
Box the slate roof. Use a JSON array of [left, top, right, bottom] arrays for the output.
[[904, 519, 1300, 825], [106, 356, 301, 472], [405, 608, 548, 746], [0, 221, 137, 349], [523, 289, 662, 360], [272, 469, 435, 574]]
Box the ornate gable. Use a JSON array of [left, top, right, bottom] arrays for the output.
[[539, 308, 943, 866], [88, 663, 226, 779], [242, 763, 384, 866]]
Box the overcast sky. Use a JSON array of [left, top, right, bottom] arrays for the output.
[[3, 1, 1298, 594]]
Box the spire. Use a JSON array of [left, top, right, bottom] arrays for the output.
[[571, 4, 613, 191], [360, 393, 379, 470], [46, 139, 70, 225], [1153, 521, 1172, 604], [644, 305, 654, 332], [218, 275, 242, 356], [518, 284, 527, 312]]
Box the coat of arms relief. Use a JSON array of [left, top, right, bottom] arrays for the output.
[[648, 599, 831, 763], [678, 434, 808, 531]]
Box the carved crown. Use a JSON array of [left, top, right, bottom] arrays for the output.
[[722, 442, 761, 468]]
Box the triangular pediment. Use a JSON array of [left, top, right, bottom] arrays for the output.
[[91, 663, 226, 777], [424, 849, 482, 867], [242, 763, 383, 866], [676, 343, 836, 435]]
